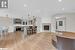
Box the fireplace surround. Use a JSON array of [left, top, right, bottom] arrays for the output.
[[42, 23, 51, 32], [44, 25, 49, 30]]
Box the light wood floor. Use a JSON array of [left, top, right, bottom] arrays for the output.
[[0, 32, 56, 50]]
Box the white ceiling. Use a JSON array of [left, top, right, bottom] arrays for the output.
[[5, 0, 75, 17]]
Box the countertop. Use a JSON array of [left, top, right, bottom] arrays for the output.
[[51, 32, 75, 43], [52, 32, 75, 50], [54, 32, 75, 40]]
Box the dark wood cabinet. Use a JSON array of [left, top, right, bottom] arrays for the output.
[[27, 26, 37, 35]]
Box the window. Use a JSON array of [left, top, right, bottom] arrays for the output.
[[59, 21, 63, 26], [0, 0, 8, 8], [14, 18, 22, 24]]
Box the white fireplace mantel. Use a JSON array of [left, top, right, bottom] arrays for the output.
[[42, 23, 51, 32]]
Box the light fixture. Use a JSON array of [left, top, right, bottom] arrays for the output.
[[62, 8, 64, 11], [24, 4, 27, 7], [58, 0, 62, 2]]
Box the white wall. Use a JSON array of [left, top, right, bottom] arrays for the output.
[[66, 14, 75, 32], [35, 16, 41, 33], [51, 16, 56, 32]]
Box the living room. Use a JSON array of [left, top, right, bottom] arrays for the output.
[[0, 0, 75, 50]]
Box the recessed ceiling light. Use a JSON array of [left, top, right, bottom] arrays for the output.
[[62, 8, 64, 10], [58, 0, 62, 2], [24, 4, 27, 7]]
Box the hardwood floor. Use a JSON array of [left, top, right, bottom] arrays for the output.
[[0, 32, 56, 50], [0, 32, 22, 48]]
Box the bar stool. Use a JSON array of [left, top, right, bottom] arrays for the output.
[[0, 26, 8, 40], [22, 26, 28, 39], [0, 27, 4, 40], [3, 26, 8, 39]]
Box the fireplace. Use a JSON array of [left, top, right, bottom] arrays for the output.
[[44, 25, 49, 30], [42, 23, 51, 32]]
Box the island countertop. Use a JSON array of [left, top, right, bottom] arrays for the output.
[[51, 32, 75, 44], [55, 32, 75, 39], [52, 32, 75, 50]]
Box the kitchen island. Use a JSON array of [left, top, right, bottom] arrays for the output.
[[52, 32, 75, 50]]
